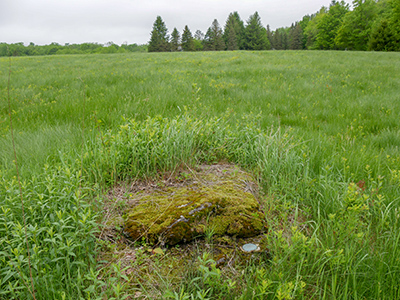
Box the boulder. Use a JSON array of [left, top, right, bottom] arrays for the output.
[[123, 165, 266, 245]]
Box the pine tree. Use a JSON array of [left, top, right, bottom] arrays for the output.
[[170, 28, 180, 52], [148, 16, 169, 52], [224, 15, 238, 50], [290, 23, 304, 50], [244, 12, 271, 50], [288, 23, 296, 49], [233, 12, 246, 49], [369, 19, 398, 51], [266, 25, 273, 48], [205, 19, 225, 51], [226, 26, 238, 50], [203, 28, 214, 51], [389, 0, 400, 51], [272, 30, 282, 50], [282, 29, 289, 50], [181, 25, 195, 51], [215, 20, 226, 50], [391, 0, 400, 31], [223, 13, 238, 50], [223, 12, 246, 50]]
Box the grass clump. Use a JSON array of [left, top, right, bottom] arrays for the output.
[[89, 111, 284, 184]]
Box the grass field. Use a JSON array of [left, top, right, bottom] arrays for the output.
[[0, 50, 400, 299]]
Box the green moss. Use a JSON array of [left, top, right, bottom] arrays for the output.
[[124, 165, 266, 245]]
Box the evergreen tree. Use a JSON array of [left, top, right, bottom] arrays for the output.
[[273, 28, 289, 50], [290, 23, 304, 49], [288, 23, 295, 49], [223, 12, 245, 50], [224, 15, 238, 50], [272, 30, 282, 49], [204, 19, 225, 51], [369, 19, 398, 51], [391, 0, 400, 31], [244, 12, 271, 50], [214, 20, 226, 50], [266, 25, 273, 48], [233, 12, 246, 49], [389, 0, 400, 50], [170, 28, 180, 52], [225, 25, 238, 50], [223, 12, 246, 50], [148, 16, 169, 52], [367, 0, 400, 51], [203, 28, 214, 51], [181, 25, 195, 51], [282, 29, 289, 49]]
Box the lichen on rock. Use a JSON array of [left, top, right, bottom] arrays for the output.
[[123, 164, 266, 245]]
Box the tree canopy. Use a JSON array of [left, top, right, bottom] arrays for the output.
[[223, 12, 245, 50], [204, 19, 225, 51], [244, 12, 271, 50], [0, 42, 147, 57], [170, 28, 180, 52], [148, 16, 170, 52], [142, 2, 398, 53], [181, 25, 195, 51]]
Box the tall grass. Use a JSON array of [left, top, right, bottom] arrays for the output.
[[1, 51, 399, 177], [0, 51, 399, 298]]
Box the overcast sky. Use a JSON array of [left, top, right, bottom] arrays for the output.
[[0, 0, 352, 46]]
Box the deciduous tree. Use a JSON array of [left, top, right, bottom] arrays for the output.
[[304, 9, 327, 49], [193, 30, 204, 51], [315, 1, 349, 49], [335, 0, 377, 50]]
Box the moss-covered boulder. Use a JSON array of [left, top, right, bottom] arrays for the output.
[[123, 165, 266, 245]]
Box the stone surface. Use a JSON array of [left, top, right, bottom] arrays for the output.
[[123, 165, 266, 245]]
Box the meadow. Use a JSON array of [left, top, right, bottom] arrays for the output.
[[0, 50, 399, 299]]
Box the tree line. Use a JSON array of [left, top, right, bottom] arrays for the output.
[[149, 0, 400, 52], [149, 12, 270, 52], [1, 0, 398, 57], [0, 42, 147, 57]]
